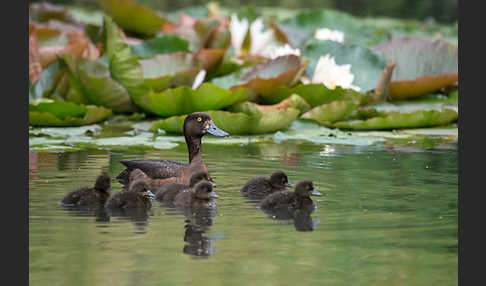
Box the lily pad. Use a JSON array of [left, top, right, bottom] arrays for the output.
[[372, 36, 458, 100], [303, 39, 388, 92], [98, 0, 169, 36], [130, 35, 190, 58], [30, 60, 61, 100], [132, 83, 249, 117], [29, 99, 112, 126], [64, 56, 139, 113], [262, 83, 371, 107], [301, 99, 361, 123], [230, 94, 311, 115], [229, 55, 306, 96], [327, 107, 458, 130], [151, 108, 300, 135]]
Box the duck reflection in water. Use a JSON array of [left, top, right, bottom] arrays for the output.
[[181, 206, 218, 257]]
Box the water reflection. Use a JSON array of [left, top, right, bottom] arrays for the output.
[[262, 208, 321, 232], [180, 207, 218, 257]]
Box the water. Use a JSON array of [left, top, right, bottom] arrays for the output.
[[29, 141, 458, 285]]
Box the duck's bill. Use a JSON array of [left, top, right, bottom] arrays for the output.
[[310, 189, 323, 197], [209, 192, 220, 199], [211, 182, 217, 188], [145, 190, 156, 199], [207, 122, 229, 137], [286, 182, 294, 188]]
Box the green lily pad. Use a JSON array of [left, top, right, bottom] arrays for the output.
[[151, 108, 300, 135], [29, 99, 112, 126], [301, 99, 361, 123], [130, 35, 190, 59], [98, 0, 169, 36], [132, 83, 249, 117], [230, 94, 311, 115], [303, 39, 388, 92], [30, 60, 61, 100], [262, 83, 371, 107], [327, 107, 458, 130], [372, 36, 458, 100]]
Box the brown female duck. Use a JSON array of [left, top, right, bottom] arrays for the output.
[[116, 112, 228, 187], [59, 173, 111, 207]]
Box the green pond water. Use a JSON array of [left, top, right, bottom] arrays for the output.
[[29, 134, 458, 286]]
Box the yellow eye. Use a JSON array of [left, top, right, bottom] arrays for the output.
[[197, 117, 202, 122]]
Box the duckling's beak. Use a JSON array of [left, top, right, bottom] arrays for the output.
[[211, 182, 217, 188], [206, 121, 229, 137], [145, 190, 156, 199], [209, 191, 219, 199], [310, 189, 322, 197], [286, 182, 294, 188]]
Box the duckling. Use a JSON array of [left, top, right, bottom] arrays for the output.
[[174, 181, 219, 209], [240, 171, 293, 199], [105, 179, 155, 210], [259, 180, 322, 211], [59, 173, 111, 207], [116, 112, 228, 186], [155, 171, 213, 203]]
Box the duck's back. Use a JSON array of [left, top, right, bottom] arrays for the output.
[[117, 159, 187, 185], [240, 176, 277, 198], [60, 187, 100, 206], [174, 189, 194, 208], [155, 183, 188, 202], [259, 190, 296, 210], [105, 191, 151, 210]]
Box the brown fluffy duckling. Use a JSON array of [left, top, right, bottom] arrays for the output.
[[155, 171, 214, 203], [174, 181, 219, 209], [116, 112, 228, 186], [259, 180, 322, 211], [59, 173, 111, 207], [240, 171, 293, 199], [105, 179, 155, 210]]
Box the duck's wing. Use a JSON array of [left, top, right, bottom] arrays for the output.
[[117, 159, 187, 185]]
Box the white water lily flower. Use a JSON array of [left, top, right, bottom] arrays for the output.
[[267, 44, 301, 59], [192, 70, 206, 90], [314, 28, 345, 43], [249, 17, 275, 56], [311, 54, 360, 91], [229, 14, 249, 56]]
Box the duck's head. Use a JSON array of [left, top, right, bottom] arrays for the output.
[[270, 170, 293, 188], [183, 112, 229, 138], [189, 171, 213, 187], [295, 180, 322, 198], [194, 181, 220, 200], [128, 179, 155, 200], [94, 173, 111, 193]]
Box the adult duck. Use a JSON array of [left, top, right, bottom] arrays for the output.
[[116, 112, 228, 186]]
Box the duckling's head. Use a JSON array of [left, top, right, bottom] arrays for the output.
[[189, 171, 211, 187], [270, 171, 293, 188], [184, 112, 229, 138], [194, 181, 220, 200], [94, 173, 111, 193], [128, 179, 155, 199], [294, 180, 322, 197]]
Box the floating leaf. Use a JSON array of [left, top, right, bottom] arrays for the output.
[[130, 35, 190, 59], [151, 108, 300, 135], [327, 107, 458, 130], [230, 94, 310, 115], [131, 83, 249, 117], [303, 39, 388, 92], [262, 83, 370, 107], [231, 55, 306, 96], [65, 56, 140, 113], [372, 36, 458, 100], [29, 99, 112, 126], [98, 0, 169, 36], [301, 100, 360, 123]]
